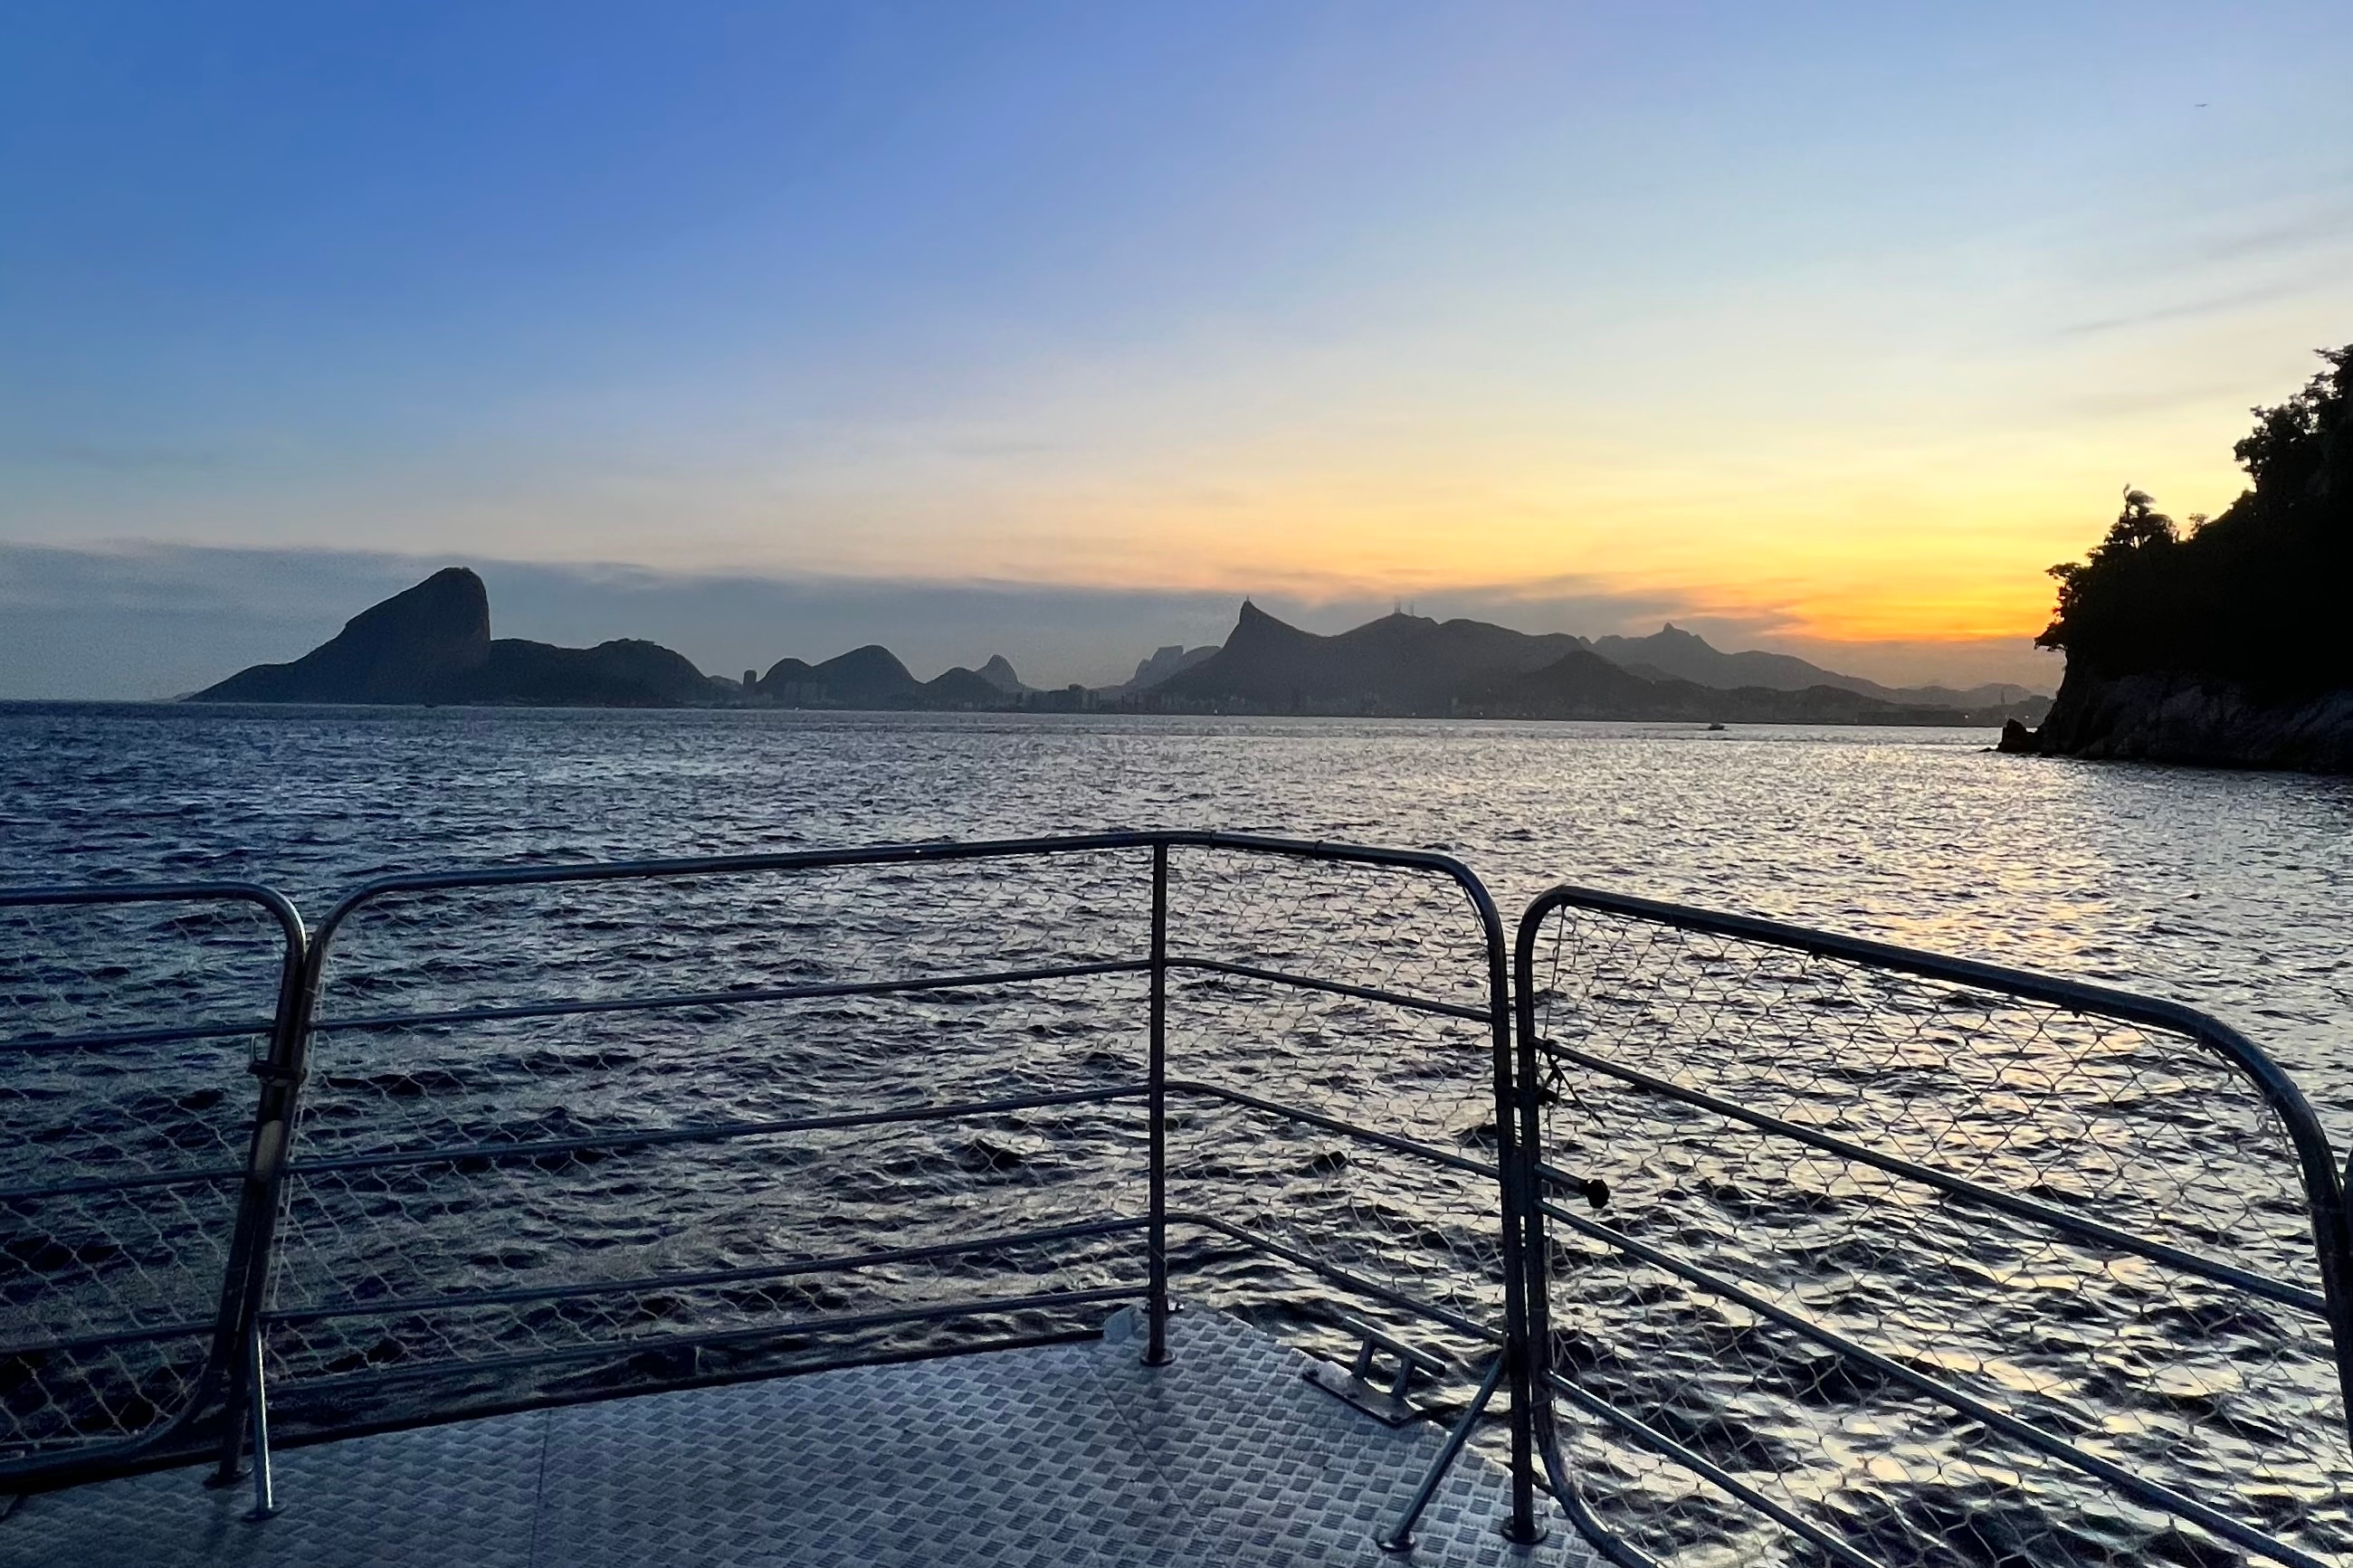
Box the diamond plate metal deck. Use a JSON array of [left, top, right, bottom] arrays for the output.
[[0, 1310, 1594, 1568]]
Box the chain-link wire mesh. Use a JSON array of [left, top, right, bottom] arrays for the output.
[[7, 837, 1527, 1506], [0, 889, 296, 1471], [266, 848, 1158, 1438], [1523, 895, 2351, 1568], [1160, 845, 1512, 1379], [261, 836, 1520, 1446]]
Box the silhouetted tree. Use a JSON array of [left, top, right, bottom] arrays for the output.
[[2038, 345, 2353, 692]]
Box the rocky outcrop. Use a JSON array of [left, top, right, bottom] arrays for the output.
[[2000, 670, 2353, 772], [2016, 346, 2352, 772], [194, 566, 492, 702], [191, 568, 726, 707]]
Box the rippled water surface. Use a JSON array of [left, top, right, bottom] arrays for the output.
[[6, 702, 2348, 1113], [6, 702, 2352, 1563]]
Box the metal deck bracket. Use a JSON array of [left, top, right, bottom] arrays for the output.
[[1100, 1299, 1180, 1350], [1302, 1316, 1450, 1428], [1377, 1351, 1512, 1554]]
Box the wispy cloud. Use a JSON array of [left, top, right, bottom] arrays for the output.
[[2191, 203, 2353, 264], [2057, 273, 2339, 337]]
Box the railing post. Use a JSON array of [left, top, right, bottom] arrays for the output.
[[208, 930, 312, 1503], [1145, 840, 1172, 1367], [1500, 892, 1554, 1546], [2331, 1148, 2353, 1440], [242, 1318, 277, 1520]]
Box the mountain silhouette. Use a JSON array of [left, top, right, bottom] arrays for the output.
[[976, 655, 1029, 694], [193, 567, 722, 706], [1592, 624, 2033, 709], [1119, 644, 1216, 694], [1149, 603, 1585, 713], [194, 566, 492, 702], [1146, 603, 2039, 724], [756, 645, 1015, 708], [186, 568, 2045, 724], [758, 645, 919, 705]]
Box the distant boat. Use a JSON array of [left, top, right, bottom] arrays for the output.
[[1706, 721, 1726, 731]]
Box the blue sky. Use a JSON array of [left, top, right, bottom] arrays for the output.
[[4, 2, 2348, 694]]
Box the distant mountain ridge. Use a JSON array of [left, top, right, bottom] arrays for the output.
[[1098, 643, 1216, 698], [754, 645, 1012, 708], [1151, 603, 1585, 713], [187, 568, 2049, 726], [1147, 603, 2046, 725], [1592, 623, 2041, 710]]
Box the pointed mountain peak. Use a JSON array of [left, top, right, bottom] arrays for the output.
[[1226, 598, 1310, 650], [976, 654, 1026, 694]]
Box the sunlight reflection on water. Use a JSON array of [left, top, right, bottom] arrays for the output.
[[5, 703, 2345, 1126], [5, 703, 2351, 1562]]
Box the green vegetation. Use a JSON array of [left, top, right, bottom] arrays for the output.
[[2039, 345, 2352, 693]]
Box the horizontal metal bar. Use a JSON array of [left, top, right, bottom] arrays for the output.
[[0, 879, 304, 925], [268, 1285, 1143, 1395], [1167, 1210, 1498, 1346], [308, 960, 1154, 1036], [1531, 1033, 2325, 1316], [1168, 1079, 1502, 1182], [1167, 957, 1492, 1024], [1, 1019, 272, 1054], [0, 1163, 243, 1204], [310, 829, 1489, 942], [1540, 1200, 2326, 1568], [1543, 1372, 1889, 1568], [269, 1217, 1153, 1325], [1, 1316, 217, 1360], [283, 1082, 1148, 1176]]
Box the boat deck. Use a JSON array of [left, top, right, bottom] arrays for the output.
[[0, 1310, 1586, 1568]]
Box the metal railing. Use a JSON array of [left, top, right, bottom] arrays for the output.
[[1516, 886, 2353, 1568], [1, 832, 1538, 1537], [8, 840, 2351, 1567], [0, 883, 307, 1493]]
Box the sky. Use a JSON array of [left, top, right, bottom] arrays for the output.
[[4, 1, 2349, 696]]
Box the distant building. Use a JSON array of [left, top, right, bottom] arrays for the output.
[[1026, 683, 1095, 712]]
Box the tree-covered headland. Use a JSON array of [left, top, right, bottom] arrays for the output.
[[2038, 346, 2351, 695]]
